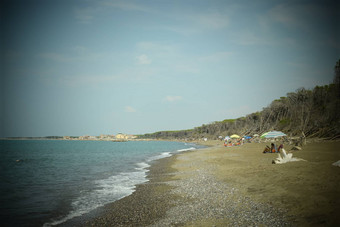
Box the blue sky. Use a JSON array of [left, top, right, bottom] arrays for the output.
[[1, 0, 339, 137]]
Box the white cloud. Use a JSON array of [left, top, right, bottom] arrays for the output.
[[233, 31, 264, 46], [75, 7, 99, 23], [266, 3, 327, 32], [137, 54, 152, 65], [137, 42, 176, 53], [199, 51, 232, 62], [164, 96, 183, 102], [267, 4, 303, 29], [102, 0, 153, 13], [125, 106, 136, 113], [194, 12, 229, 29]]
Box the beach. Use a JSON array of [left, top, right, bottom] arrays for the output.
[[84, 141, 340, 226]]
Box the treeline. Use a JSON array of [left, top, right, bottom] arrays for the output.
[[139, 60, 340, 140]]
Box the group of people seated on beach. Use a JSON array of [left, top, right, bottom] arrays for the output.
[[224, 138, 244, 147], [263, 143, 284, 153], [224, 140, 240, 147]]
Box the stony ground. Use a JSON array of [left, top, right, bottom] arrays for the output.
[[150, 150, 291, 227], [75, 141, 339, 227]]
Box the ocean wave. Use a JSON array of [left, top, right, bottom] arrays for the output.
[[43, 170, 148, 226], [177, 147, 196, 152], [43, 143, 197, 226], [147, 152, 172, 162], [135, 162, 151, 171]]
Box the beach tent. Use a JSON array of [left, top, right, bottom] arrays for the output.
[[244, 136, 251, 139], [260, 131, 286, 138], [230, 134, 240, 139]]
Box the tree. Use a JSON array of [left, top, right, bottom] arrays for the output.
[[334, 59, 340, 98], [138, 61, 340, 140]]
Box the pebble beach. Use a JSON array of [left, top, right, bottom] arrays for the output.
[[83, 140, 340, 227]]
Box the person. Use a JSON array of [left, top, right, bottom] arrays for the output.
[[278, 144, 284, 152], [270, 143, 277, 153], [236, 139, 241, 146], [263, 145, 271, 153]]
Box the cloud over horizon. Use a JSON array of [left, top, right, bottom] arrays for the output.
[[1, 0, 337, 137], [125, 106, 136, 113], [137, 54, 152, 65], [164, 96, 183, 102]]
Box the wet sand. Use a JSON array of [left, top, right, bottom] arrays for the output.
[[85, 141, 340, 226]]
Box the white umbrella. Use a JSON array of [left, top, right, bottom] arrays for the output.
[[260, 131, 286, 138]]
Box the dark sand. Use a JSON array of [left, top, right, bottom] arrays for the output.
[[81, 141, 340, 226], [82, 156, 180, 226]]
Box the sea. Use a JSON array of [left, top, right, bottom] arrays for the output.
[[0, 140, 203, 227]]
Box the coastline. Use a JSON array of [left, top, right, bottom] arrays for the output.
[[79, 155, 181, 226], [73, 140, 339, 226]]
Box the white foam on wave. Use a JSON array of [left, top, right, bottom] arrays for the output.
[[44, 146, 197, 226], [43, 166, 149, 226], [135, 162, 151, 172], [147, 152, 172, 162], [177, 147, 196, 152], [147, 147, 197, 162]]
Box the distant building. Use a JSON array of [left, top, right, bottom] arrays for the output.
[[128, 135, 137, 139], [99, 134, 115, 140], [80, 135, 90, 140], [116, 133, 127, 140]]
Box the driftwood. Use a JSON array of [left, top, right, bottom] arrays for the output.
[[290, 146, 302, 151], [272, 149, 305, 164]]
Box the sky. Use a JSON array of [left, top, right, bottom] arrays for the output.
[[1, 0, 339, 137]]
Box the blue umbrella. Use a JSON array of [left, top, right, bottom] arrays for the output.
[[260, 131, 287, 138]]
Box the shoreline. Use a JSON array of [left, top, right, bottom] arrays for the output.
[[58, 148, 188, 227], [80, 155, 181, 226], [63, 140, 339, 226]]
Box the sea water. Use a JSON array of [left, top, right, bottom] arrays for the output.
[[0, 140, 202, 227]]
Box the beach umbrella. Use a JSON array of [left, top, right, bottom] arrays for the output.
[[224, 136, 230, 141], [260, 131, 286, 138], [230, 134, 240, 139], [260, 132, 268, 138], [253, 134, 259, 137], [244, 136, 251, 139]]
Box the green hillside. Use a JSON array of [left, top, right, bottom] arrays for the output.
[[139, 60, 340, 140]]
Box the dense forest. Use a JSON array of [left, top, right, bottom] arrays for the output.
[[139, 60, 340, 140]]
